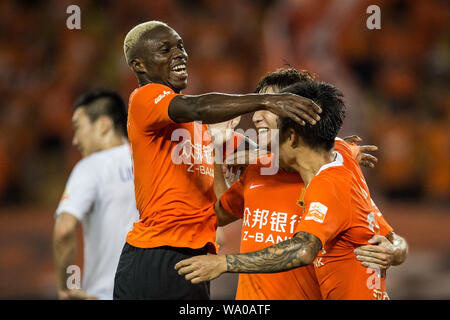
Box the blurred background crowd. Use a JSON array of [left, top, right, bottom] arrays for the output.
[[0, 0, 448, 299]]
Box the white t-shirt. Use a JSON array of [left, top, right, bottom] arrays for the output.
[[56, 144, 139, 300]]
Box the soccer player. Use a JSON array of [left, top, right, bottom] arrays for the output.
[[113, 21, 322, 300], [210, 68, 408, 300], [176, 81, 407, 299], [53, 89, 139, 300]]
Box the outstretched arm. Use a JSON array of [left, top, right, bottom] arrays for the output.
[[175, 232, 322, 284], [226, 231, 322, 273], [169, 92, 322, 126]]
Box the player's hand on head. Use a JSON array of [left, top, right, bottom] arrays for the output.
[[175, 254, 227, 284], [343, 135, 378, 168], [264, 93, 322, 126], [354, 235, 395, 270]]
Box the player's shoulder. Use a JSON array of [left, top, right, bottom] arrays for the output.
[[130, 83, 175, 104], [91, 144, 130, 163], [76, 144, 129, 172], [74, 152, 102, 173], [69, 156, 100, 183], [309, 154, 352, 194], [334, 138, 354, 158]]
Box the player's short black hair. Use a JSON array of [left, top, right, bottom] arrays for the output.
[[255, 67, 315, 93], [279, 81, 346, 151], [73, 89, 127, 137]]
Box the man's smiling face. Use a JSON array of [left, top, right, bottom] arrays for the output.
[[252, 85, 280, 151], [137, 25, 188, 92]]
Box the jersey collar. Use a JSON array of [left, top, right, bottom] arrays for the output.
[[315, 151, 344, 177]]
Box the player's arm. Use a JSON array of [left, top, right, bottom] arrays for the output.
[[175, 231, 322, 284], [53, 161, 98, 300], [213, 162, 239, 226], [53, 213, 83, 299], [215, 201, 239, 227], [169, 92, 322, 126], [354, 232, 408, 269]]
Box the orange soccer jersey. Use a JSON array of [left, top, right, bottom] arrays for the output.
[[220, 153, 322, 300], [126, 83, 217, 252], [295, 139, 393, 300]]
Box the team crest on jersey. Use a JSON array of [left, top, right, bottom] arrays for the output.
[[305, 202, 328, 223]]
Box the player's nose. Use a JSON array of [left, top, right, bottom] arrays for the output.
[[173, 47, 188, 60], [252, 111, 263, 126]]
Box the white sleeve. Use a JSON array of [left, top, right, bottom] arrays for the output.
[[55, 159, 98, 221]]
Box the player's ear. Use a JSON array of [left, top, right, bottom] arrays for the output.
[[288, 128, 299, 148], [130, 58, 147, 74], [96, 115, 113, 135]]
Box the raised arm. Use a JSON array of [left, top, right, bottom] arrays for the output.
[[175, 231, 322, 284], [169, 92, 322, 126]]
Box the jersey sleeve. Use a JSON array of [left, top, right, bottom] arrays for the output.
[[335, 137, 359, 160], [377, 213, 394, 236], [129, 83, 180, 132], [369, 198, 394, 236], [294, 176, 351, 247], [219, 167, 250, 218], [55, 160, 98, 221]]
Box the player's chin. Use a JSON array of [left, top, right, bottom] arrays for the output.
[[170, 75, 188, 91]]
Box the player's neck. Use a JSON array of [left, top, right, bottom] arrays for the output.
[[99, 133, 127, 152], [294, 148, 335, 187], [137, 75, 151, 87]]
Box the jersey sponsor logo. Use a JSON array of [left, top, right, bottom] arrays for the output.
[[305, 202, 328, 223], [154, 90, 172, 104], [249, 184, 264, 189], [241, 207, 301, 245], [366, 212, 380, 233]]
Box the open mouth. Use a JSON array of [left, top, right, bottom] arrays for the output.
[[171, 63, 187, 78], [257, 127, 270, 135], [256, 127, 271, 147]]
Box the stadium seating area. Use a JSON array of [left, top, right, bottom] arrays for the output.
[[0, 0, 447, 207]]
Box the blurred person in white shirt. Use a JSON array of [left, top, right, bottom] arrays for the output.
[[53, 89, 139, 300]]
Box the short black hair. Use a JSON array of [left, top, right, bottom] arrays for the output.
[[279, 81, 345, 151], [73, 89, 127, 137], [255, 67, 315, 93]]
